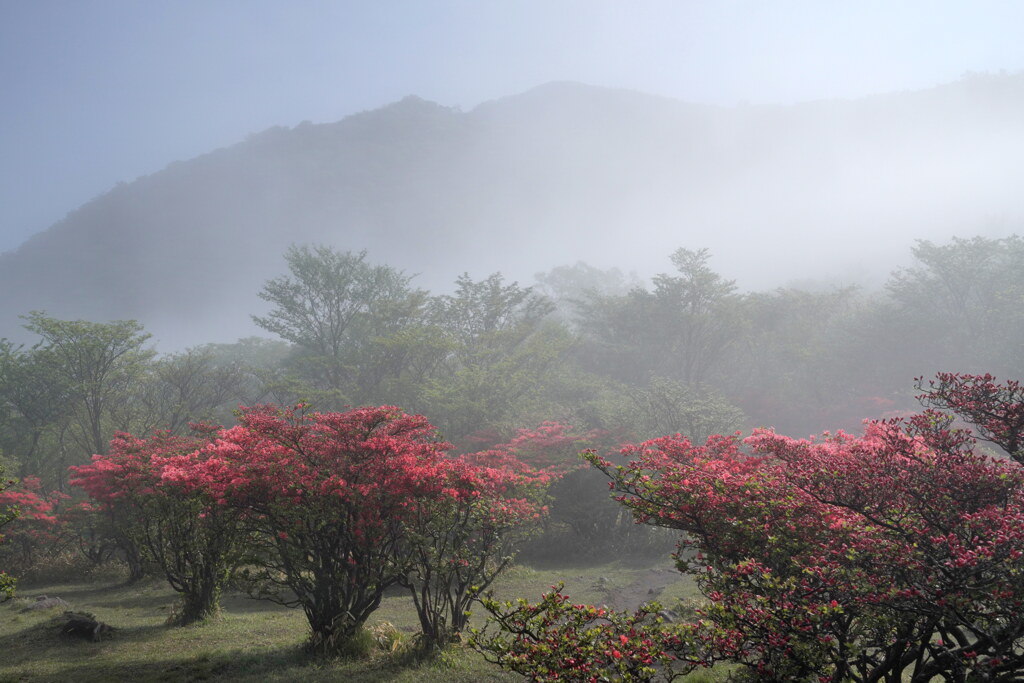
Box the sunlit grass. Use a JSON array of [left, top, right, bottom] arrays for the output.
[[1, 560, 724, 682]]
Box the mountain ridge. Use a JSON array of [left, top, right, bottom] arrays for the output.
[[4, 76, 1024, 348]]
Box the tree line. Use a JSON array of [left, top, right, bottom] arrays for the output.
[[2, 235, 1023, 576], [3, 235, 1022, 493], [2, 234, 1024, 677]]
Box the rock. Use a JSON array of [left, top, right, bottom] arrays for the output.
[[20, 596, 70, 612]]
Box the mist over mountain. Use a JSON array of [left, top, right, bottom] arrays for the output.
[[3, 75, 1023, 348]]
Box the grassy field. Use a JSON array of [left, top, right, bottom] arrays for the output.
[[0, 556, 719, 682]]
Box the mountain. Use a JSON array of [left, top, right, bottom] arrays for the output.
[[3, 75, 1024, 348]]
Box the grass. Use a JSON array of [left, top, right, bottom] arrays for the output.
[[0, 559, 723, 682]]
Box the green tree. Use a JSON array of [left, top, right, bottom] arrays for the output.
[[533, 261, 639, 327], [420, 273, 564, 440], [198, 337, 293, 406], [252, 245, 427, 405], [20, 313, 154, 467], [126, 348, 247, 435], [576, 248, 744, 389], [622, 376, 744, 444], [644, 248, 742, 386], [0, 341, 73, 481], [726, 286, 867, 435], [885, 235, 1024, 378], [429, 272, 555, 358], [253, 246, 409, 356]]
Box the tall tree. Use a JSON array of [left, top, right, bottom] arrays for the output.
[[252, 245, 427, 404], [885, 235, 1024, 378], [577, 248, 743, 387], [420, 273, 564, 439], [429, 272, 554, 358], [727, 286, 866, 435], [0, 341, 73, 480], [253, 245, 422, 357], [125, 348, 247, 436], [534, 261, 640, 327], [21, 313, 154, 461]]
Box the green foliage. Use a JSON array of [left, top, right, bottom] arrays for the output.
[[20, 312, 154, 464], [534, 261, 641, 326], [726, 286, 864, 435], [252, 245, 428, 406], [127, 348, 247, 435], [255, 263, 570, 442], [471, 583, 704, 682], [541, 466, 636, 557], [253, 245, 422, 356], [620, 377, 744, 444], [0, 465, 17, 598], [429, 273, 554, 351], [576, 248, 743, 388], [402, 489, 543, 649], [886, 235, 1024, 378], [420, 322, 572, 442], [0, 340, 73, 481]]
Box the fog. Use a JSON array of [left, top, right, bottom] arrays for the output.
[[7, 10, 1024, 676], [2, 2, 1024, 347]]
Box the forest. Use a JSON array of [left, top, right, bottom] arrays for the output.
[[2, 233, 1024, 681]]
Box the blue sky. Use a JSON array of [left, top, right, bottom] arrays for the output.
[[3, 0, 1024, 254]]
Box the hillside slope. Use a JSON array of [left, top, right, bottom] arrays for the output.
[[3, 75, 1023, 347]]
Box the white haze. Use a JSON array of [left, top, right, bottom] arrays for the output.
[[2, 2, 1024, 346]]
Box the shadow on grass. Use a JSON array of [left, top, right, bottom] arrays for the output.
[[18, 578, 179, 612], [87, 592, 177, 613], [0, 617, 164, 682], [0, 610, 314, 682], [219, 592, 295, 614], [5, 641, 314, 683], [1, 622, 473, 683], [1, 612, 177, 646]]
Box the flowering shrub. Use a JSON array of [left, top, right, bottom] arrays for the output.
[[476, 375, 1024, 681], [70, 428, 246, 624], [461, 421, 605, 478], [0, 467, 18, 598], [66, 404, 544, 649], [471, 583, 707, 682], [588, 393, 1024, 680], [160, 405, 442, 648], [916, 372, 1024, 461], [162, 404, 539, 653], [0, 475, 67, 576], [401, 454, 546, 647]]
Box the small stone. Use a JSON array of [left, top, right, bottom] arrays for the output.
[[20, 597, 70, 612]]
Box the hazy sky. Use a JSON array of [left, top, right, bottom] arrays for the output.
[[3, 0, 1024, 255]]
